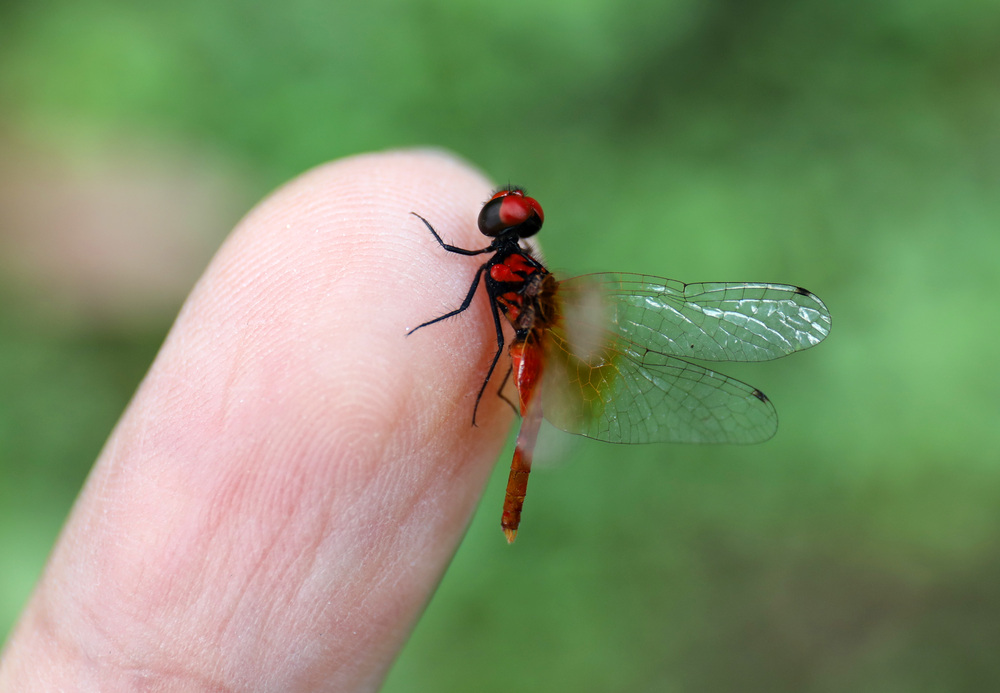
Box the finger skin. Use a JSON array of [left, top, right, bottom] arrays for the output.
[[0, 151, 513, 691]]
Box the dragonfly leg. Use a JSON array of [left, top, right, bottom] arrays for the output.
[[495, 366, 519, 416], [470, 288, 508, 426], [411, 213, 494, 256], [407, 262, 488, 336]]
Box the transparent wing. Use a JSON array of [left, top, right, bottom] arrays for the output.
[[538, 272, 831, 444], [556, 273, 831, 363], [542, 326, 778, 444]]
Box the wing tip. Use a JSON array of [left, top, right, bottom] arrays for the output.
[[793, 285, 832, 317]]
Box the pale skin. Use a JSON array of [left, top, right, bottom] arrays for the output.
[[0, 151, 514, 691]]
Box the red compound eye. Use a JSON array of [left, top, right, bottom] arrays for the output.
[[478, 187, 544, 238]]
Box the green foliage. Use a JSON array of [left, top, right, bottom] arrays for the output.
[[2, 0, 999, 689]]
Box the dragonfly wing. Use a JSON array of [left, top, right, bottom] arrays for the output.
[[541, 328, 778, 445], [557, 273, 831, 362]]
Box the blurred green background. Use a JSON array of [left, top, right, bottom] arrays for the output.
[[2, 0, 998, 690]]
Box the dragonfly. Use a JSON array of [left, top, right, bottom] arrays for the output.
[[408, 186, 831, 543]]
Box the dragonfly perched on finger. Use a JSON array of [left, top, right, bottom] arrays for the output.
[[408, 186, 831, 543]]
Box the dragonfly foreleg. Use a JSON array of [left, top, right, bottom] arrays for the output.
[[411, 213, 495, 256]]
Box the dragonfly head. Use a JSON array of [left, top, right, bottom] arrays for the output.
[[478, 186, 544, 239]]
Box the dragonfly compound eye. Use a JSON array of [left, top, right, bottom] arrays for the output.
[[478, 189, 545, 238]]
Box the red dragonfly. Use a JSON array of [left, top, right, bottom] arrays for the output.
[[409, 187, 831, 543]]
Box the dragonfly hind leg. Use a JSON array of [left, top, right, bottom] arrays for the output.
[[495, 366, 519, 416], [469, 286, 508, 426]]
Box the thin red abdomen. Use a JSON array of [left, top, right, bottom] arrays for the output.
[[501, 337, 545, 542]]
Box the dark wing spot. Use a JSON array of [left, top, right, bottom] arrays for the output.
[[793, 286, 812, 297], [751, 388, 770, 403]]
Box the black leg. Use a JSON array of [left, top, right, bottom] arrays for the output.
[[408, 211, 513, 426], [407, 262, 489, 336], [496, 365, 519, 416], [412, 213, 494, 256], [470, 285, 508, 426]]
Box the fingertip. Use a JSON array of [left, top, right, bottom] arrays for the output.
[[171, 146, 515, 548], [3, 150, 515, 691]]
